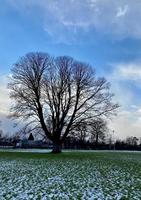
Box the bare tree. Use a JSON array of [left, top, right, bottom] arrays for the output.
[[90, 119, 108, 146], [9, 52, 119, 153], [126, 136, 139, 146], [70, 122, 88, 143]]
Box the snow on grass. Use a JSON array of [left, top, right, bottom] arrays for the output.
[[0, 148, 141, 153], [0, 151, 140, 199]]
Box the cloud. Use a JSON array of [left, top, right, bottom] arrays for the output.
[[0, 112, 16, 136], [106, 61, 141, 139], [0, 74, 25, 137], [117, 64, 141, 82], [106, 63, 139, 107], [0, 75, 11, 114], [116, 5, 129, 17], [109, 107, 141, 140], [0, 74, 16, 135], [6, 0, 141, 43]]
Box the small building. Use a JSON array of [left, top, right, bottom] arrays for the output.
[[16, 133, 53, 148]]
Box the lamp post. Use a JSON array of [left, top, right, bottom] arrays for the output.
[[112, 130, 115, 150]]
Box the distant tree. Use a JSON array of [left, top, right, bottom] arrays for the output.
[[9, 52, 119, 153], [90, 119, 108, 146], [126, 136, 138, 146], [0, 129, 3, 142], [69, 122, 88, 145], [9, 132, 20, 146], [139, 137, 141, 146]]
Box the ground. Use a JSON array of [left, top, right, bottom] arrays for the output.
[[0, 150, 141, 200]]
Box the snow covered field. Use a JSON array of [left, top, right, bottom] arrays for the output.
[[0, 151, 140, 199]]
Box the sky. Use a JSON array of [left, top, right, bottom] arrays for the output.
[[0, 0, 141, 139]]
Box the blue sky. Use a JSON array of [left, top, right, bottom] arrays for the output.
[[1, 0, 141, 139]]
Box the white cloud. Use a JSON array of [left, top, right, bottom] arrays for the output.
[[116, 5, 129, 17], [106, 63, 138, 107], [6, 0, 141, 43], [0, 75, 11, 114], [109, 107, 141, 140], [118, 64, 141, 81], [106, 62, 141, 139], [0, 74, 16, 135], [0, 112, 16, 136]]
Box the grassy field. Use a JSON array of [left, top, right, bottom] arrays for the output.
[[0, 151, 141, 199]]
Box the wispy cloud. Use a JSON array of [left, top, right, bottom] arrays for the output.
[[7, 0, 141, 43], [116, 5, 129, 18], [117, 64, 141, 82]]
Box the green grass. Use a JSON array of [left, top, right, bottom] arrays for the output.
[[0, 151, 141, 199]]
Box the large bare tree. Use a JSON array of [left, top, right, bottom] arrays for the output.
[[9, 52, 119, 153]]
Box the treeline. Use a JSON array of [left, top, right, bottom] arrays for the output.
[[114, 136, 141, 151], [62, 136, 141, 151], [0, 127, 141, 151], [0, 131, 19, 147]]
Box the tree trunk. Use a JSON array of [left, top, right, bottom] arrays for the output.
[[52, 142, 62, 153]]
